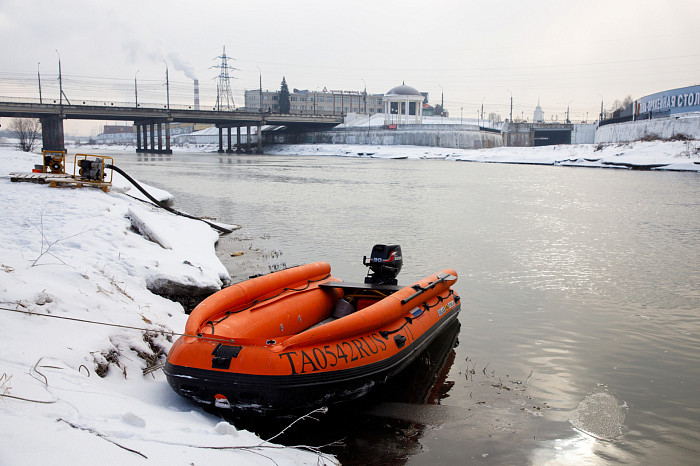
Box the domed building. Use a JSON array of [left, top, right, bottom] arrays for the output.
[[383, 83, 425, 125]]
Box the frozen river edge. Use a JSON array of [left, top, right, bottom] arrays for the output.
[[76, 140, 700, 171], [261, 141, 700, 172]]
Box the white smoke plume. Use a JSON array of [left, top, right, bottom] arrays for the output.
[[166, 51, 197, 81]]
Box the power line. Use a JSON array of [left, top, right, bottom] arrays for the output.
[[0, 305, 224, 343]]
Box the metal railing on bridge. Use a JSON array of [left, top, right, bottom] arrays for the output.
[[0, 95, 231, 111], [0, 96, 347, 121]]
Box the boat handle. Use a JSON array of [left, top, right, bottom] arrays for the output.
[[400, 272, 456, 305]]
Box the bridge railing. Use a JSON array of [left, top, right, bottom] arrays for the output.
[[0, 95, 218, 111], [0, 96, 344, 120]]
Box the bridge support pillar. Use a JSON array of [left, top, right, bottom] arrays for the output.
[[164, 121, 172, 154], [236, 126, 242, 153], [135, 124, 142, 151], [218, 127, 224, 153], [226, 127, 233, 153], [40, 116, 65, 152], [157, 122, 163, 152], [257, 123, 263, 154], [246, 126, 252, 153], [137, 125, 144, 152], [150, 123, 155, 152]]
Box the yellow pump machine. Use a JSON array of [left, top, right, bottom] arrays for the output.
[[16, 150, 114, 192]]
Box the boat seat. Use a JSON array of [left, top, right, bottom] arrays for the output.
[[318, 281, 403, 293], [308, 316, 336, 330]]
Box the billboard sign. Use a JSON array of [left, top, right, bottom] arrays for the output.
[[636, 85, 700, 117]]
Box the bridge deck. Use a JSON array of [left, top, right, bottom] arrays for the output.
[[0, 101, 342, 127], [0, 100, 342, 152]]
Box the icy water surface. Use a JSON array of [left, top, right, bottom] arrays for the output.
[[109, 150, 700, 465]]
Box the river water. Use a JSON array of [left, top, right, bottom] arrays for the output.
[[107, 150, 699, 465]]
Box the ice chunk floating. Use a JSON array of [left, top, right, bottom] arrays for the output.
[[570, 391, 626, 440]]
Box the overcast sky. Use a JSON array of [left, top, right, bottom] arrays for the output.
[[2, 0, 699, 135]]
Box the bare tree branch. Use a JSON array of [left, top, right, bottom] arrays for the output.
[[10, 118, 41, 152], [29, 212, 95, 267]]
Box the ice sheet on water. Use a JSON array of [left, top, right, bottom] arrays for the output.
[[569, 391, 626, 440], [530, 391, 628, 465]]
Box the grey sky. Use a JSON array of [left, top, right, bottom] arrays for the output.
[[1, 0, 699, 135]]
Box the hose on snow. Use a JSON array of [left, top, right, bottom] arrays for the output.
[[106, 164, 234, 234]]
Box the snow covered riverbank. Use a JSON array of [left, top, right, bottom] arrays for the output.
[[0, 149, 336, 465], [68, 138, 700, 172], [264, 140, 700, 171]]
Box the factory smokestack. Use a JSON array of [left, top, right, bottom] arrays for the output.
[[194, 79, 200, 110]]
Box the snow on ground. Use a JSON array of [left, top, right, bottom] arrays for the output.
[[264, 140, 700, 171], [0, 149, 337, 465]]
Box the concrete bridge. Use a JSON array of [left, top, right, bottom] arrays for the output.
[[0, 101, 342, 154]]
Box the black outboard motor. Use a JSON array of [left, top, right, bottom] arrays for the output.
[[363, 244, 402, 285]]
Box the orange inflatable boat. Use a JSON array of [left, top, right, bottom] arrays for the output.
[[164, 245, 461, 413]]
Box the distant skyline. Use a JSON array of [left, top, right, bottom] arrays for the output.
[[1, 0, 699, 135]]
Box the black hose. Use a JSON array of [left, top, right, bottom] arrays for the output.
[[105, 164, 234, 234]]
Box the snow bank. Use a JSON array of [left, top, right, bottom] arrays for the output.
[[0, 149, 335, 465], [264, 140, 700, 171]]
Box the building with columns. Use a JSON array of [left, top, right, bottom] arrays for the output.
[[383, 83, 424, 125], [244, 83, 431, 125], [245, 88, 385, 115]]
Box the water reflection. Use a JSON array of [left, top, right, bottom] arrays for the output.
[[223, 319, 462, 466], [136, 153, 172, 163], [530, 433, 601, 465]]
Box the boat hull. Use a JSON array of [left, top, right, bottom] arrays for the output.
[[164, 308, 459, 413], [164, 262, 461, 413]]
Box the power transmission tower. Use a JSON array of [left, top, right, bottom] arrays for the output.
[[212, 46, 238, 111]]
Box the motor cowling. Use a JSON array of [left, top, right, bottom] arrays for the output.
[[363, 244, 402, 285], [78, 158, 105, 181], [45, 154, 65, 173]]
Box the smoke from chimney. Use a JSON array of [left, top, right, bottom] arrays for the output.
[[167, 52, 197, 81], [194, 79, 200, 110]]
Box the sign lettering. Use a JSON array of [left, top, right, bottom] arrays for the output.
[[275, 301, 457, 375], [636, 85, 700, 115], [278, 331, 407, 374]]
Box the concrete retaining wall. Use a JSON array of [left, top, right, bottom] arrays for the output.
[[595, 113, 700, 143], [572, 124, 596, 144], [304, 127, 503, 149]]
